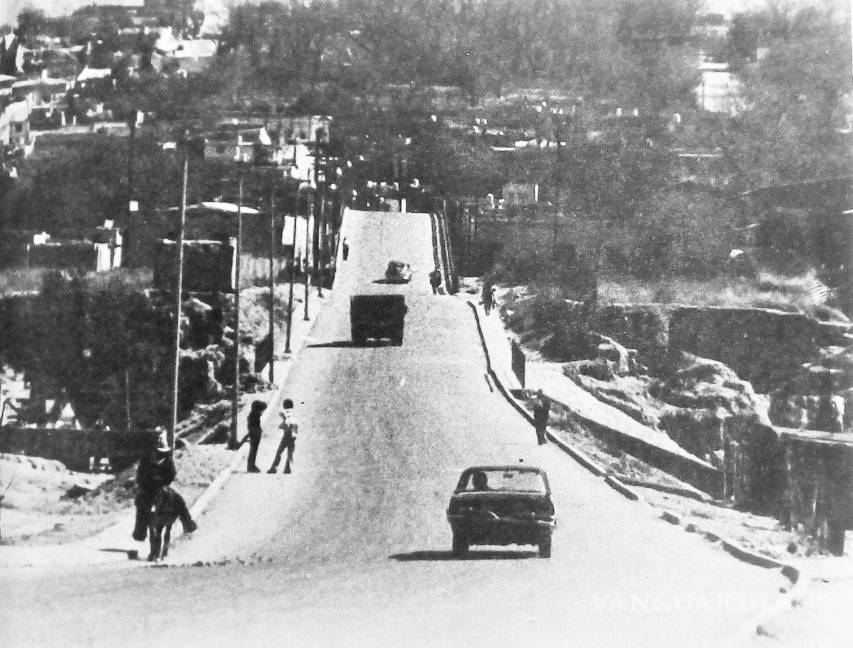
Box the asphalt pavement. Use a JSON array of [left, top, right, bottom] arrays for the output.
[[0, 210, 787, 648]]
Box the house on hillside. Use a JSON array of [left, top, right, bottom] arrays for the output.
[[503, 182, 539, 207], [154, 238, 236, 293], [0, 100, 31, 154], [0, 223, 123, 273], [11, 72, 69, 110], [696, 59, 742, 115]]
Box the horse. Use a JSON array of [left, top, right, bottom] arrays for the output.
[[147, 486, 183, 562]]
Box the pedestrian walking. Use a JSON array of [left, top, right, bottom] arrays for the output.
[[482, 283, 496, 315], [342, 237, 350, 260], [132, 427, 197, 541], [268, 399, 298, 474], [239, 400, 267, 472], [533, 389, 550, 445], [429, 267, 442, 294]]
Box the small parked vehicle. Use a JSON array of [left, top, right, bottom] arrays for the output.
[[447, 465, 556, 558], [385, 261, 412, 283]]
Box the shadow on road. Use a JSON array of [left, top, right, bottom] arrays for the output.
[[307, 340, 356, 349], [390, 550, 537, 561], [308, 340, 401, 349]]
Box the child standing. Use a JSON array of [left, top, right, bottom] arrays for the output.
[[268, 399, 298, 474], [240, 400, 267, 472]]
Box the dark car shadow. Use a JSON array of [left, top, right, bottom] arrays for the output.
[[307, 340, 356, 348], [308, 339, 399, 349], [390, 550, 538, 561]]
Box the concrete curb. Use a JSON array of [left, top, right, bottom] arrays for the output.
[[465, 295, 806, 644], [604, 474, 641, 501], [467, 300, 609, 481]]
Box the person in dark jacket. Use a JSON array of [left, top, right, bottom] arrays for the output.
[[482, 283, 495, 315], [239, 400, 267, 472], [342, 237, 350, 260], [132, 428, 197, 541], [532, 389, 550, 445], [429, 268, 442, 294]]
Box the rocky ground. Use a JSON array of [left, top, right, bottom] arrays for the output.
[[0, 445, 233, 545], [462, 276, 852, 563]]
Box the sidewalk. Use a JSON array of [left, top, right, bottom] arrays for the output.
[[465, 293, 712, 467], [0, 287, 331, 569]]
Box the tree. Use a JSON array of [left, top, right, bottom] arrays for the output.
[[722, 4, 852, 188], [15, 9, 48, 41]]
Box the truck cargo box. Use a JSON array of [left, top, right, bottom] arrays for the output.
[[350, 294, 407, 345]]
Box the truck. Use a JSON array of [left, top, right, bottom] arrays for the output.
[[350, 294, 407, 346]]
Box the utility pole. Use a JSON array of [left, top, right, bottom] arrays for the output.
[[127, 115, 136, 264], [124, 367, 132, 432], [285, 186, 299, 354], [553, 107, 563, 247], [313, 135, 323, 298], [169, 134, 189, 451], [317, 185, 326, 297], [228, 169, 244, 449], [268, 171, 276, 384], [304, 187, 313, 321]]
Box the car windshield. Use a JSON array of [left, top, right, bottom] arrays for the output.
[[459, 469, 547, 494]]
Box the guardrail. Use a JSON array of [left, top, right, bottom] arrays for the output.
[[435, 211, 458, 294]]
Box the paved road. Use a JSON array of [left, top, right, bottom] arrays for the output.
[[1, 211, 785, 648]]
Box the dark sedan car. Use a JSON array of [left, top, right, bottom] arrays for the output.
[[384, 260, 412, 283], [447, 465, 556, 558]]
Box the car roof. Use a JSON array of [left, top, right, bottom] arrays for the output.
[[461, 465, 545, 474]]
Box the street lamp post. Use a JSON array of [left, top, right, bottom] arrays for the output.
[[317, 184, 328, 297], [553, 108, 562, 247], [228, 168, 244, 450], [304, 186, 313, 321], [285, 187, 300, 354], [267, 171, 276, 384], [169, 133, 190, 451]]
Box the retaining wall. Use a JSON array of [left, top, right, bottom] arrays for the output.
[[669, 307, 850, 392], [0, 426, 155, 472]]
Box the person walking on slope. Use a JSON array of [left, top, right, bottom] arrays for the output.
[[268, 399, 298, 474], [342, 237, 350, 260], [429, 267, 442, 294], [533, 389, 551, 446], [482, 283, 496, 315], [132, 427, 197, 541], [239, 400, 267, 472]]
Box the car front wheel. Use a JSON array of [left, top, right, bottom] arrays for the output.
[[538, 533, 552, 558], [452, 533, 468, 557]]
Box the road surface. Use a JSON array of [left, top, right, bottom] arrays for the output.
[[1, 210, 785, 648]]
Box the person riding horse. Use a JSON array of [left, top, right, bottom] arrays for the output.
[[132, 427, 197, 542]]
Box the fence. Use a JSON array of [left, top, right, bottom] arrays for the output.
[[0, 426, 155, 472], [511, 340, 526, 388]]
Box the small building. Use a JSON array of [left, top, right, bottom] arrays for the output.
[[11, 72, 69, 110], [0, 100, 30, 151], [0, 374, 31, 427], [696, 60, 742, 115], [502, 182, 539, 207], [0, 225, 123, 273], [153, 238, 236, 293]]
